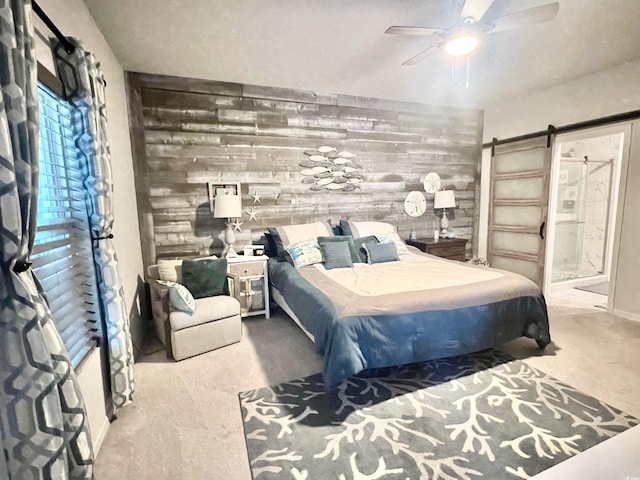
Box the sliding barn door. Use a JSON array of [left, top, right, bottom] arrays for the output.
[[488, 136, 552, 288]]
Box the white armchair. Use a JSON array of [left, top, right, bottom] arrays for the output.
[[147, 258, 242, 361]]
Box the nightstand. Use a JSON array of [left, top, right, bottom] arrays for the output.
[[226, 255, 270, 318], [406, 238, 468, 262]]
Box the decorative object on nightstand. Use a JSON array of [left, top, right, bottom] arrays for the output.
[[214, 193, 242, 258], [433, 190, 456, 235], [226, 255, 270, 318], [406, 237, 468, 262]]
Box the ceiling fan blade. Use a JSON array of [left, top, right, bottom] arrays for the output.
[[402, 42, 444, 66], [460, 0, 495, 21], [385, 26, 441, 36], [487, 2, 559, 34]]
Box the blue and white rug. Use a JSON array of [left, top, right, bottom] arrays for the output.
[[239, 350, 637, 479]]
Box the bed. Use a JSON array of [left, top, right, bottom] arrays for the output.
[[267, 221, 550, 392]]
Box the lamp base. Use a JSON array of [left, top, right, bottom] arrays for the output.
[[224, 246, 238, 258], [223, 221, 238, 258], [440, 211, 449, 234]]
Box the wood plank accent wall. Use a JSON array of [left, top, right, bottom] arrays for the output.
[[125, 72, 483, 267]]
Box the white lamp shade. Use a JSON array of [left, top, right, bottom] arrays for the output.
[[433, 190, 456, 209], [214, 194, 242, 218]]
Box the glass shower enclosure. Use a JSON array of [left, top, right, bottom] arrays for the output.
[[550, 133, 622, 284]]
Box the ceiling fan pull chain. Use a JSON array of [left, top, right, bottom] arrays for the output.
[[466, 55, 470, 89]]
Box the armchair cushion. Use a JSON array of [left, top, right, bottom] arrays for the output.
[[181, 258, 229, 299], [169, 295, 240, 331]]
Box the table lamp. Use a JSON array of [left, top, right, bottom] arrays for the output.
[[433, 190, 456, 235], [214, 194, 242, 257]]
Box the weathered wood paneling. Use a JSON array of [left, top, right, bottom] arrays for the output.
[[127, 73, 483, 265]]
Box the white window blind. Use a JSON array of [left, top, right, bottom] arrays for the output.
[[33, 83, 101, 368]]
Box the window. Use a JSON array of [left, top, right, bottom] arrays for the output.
[[33, 82, 101, 368]]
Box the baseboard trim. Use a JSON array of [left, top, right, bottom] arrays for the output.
[[612, 308, 640, 323], [93, 415, 110, 454]]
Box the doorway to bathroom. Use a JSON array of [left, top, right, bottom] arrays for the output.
[[545, 126, 626, 308]]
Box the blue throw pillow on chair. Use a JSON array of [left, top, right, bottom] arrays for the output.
[[181, 258, 229, 299], [157, 280, 195, 314]]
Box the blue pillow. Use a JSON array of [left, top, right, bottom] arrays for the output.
[[319, 240, 353, 270], [339, 219, 353, 236], [354, 235, 379, 263], [264, 232, 278, 258], [181, 258, 229, 299], [325, 219, 341, 236], [362, 242, 400, 264], [157, 280, 195, 314], [266, 227, 285, 258], [317, 235, 361, 263], [374, 231, 410, 255]]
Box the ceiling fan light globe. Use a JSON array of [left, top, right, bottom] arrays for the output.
[[444, 35, 479, 56]]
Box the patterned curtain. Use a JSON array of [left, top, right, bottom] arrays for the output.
[[0, 1, 94, 479], [53, 40, 135, 409]]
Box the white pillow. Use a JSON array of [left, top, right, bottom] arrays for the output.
[[346, 221, 395, 239], [157, 256, 218, 283], [157, 259, 183, 282], [157, 280, 195, 314], [274, 222, 333, 250]]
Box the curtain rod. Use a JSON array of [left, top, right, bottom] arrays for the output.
[[32, 0, 75, 54], [482, 109, 640, 150]]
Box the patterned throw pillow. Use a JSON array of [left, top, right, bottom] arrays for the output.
[[157, 280, 195, 314], [319, 240, 354, 270], [374, 231, 410, 255], [362, 242, 400, 264], [285, 238, 323, 268]]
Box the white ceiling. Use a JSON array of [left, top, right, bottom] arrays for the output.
[[84, 0, 640, 109]]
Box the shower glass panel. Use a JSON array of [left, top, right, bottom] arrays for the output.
[[551, 134, 618, 283]]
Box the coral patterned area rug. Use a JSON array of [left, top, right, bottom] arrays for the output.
[[239, 350, 637, 479]]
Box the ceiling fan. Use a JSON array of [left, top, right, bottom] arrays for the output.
[[386, 0, 559, 66]]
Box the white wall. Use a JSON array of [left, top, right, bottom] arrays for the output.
[[482, 59, 640, 320], [613, 120, 640, 321], [482, 60, 640, 144], [33, 0, 145, 452], [75, 349, 109, 452]]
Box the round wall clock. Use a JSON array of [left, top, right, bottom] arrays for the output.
[[404, 191, 427, 217], [423, 172, 441, 194]]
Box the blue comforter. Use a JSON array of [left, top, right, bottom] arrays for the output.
[[269, 256, 550, 391]]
